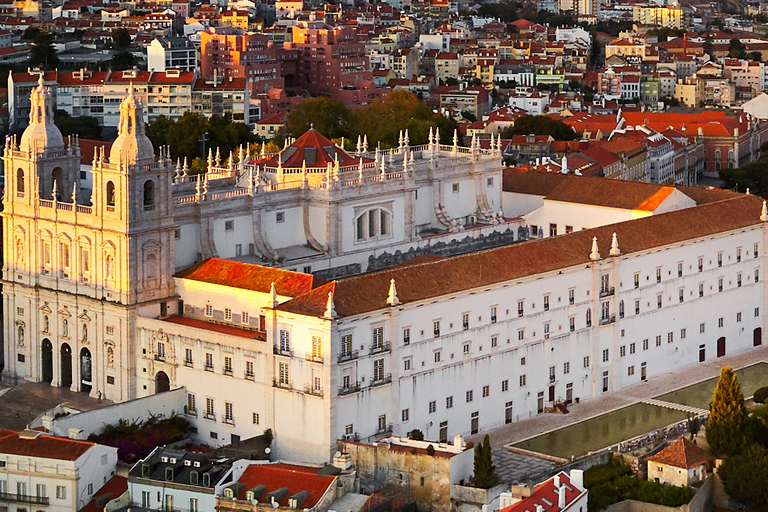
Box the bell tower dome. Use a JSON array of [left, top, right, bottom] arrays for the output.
[[19, 74, 64, 153], [109, 84, 154, 166]]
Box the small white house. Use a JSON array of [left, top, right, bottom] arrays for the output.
[[647, 437, 712, 487]]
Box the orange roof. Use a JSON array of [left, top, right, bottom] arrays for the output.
[[176, 258, 324, 297], [0, 429, 95, 461], [255, 129, 363, 169], [80, 476, 128, 512], [500, 472, 584, 512], [164, 316, 266, 340], [647, 437, 712, 469], [278, 192, 763, 318], [236, 463, 335, 506]]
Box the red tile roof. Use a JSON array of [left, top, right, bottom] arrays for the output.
[[80, 476, 128, 512], [500, 472, 584, 512], [164, 316, 266, 340], [278, 189, 763, 318], [647, 437, 712, 469], [254, 129, 364, 169], [236, 463, 335, 506], [175, 258, 324, 297], [0, 429, 95, 461]]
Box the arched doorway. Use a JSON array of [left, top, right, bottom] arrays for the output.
[[51, 168, 64, 200], [41, 339, 53, 384], [80, 348, 92, 394], [60, 343, 72, 389], [155, 371, 170, 394]]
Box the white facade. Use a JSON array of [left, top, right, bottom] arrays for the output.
[[0, 430, 118, 512], [147, 37, 199, 73]]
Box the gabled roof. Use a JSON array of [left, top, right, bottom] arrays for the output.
[[254, 129, 362, 169], [175, 258, 324, 297], [647, 437, 712, 469], [278, 186, 762, 318], [80, 476, 128, 512], [236, 463, 335, 506], [0, 429, 94, 461], [499, 472, 584, 512]]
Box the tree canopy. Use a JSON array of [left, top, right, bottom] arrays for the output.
[[719, 443, 768, 512], [707, 366, 748, 456], [112, 27, 131, 49], [719, 142, 768, 196], [29, 30, 58, 70], [501, 115, 576, 140], [54, 110, 102, 140], [285, 96, 351, 140], [471, 435, 500, 489]]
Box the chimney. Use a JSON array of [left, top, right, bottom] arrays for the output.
[[558, 484, 566, 509], [554, 474, 560, 488], [570, 469, 584, 490], [535, 505, 544, 512]]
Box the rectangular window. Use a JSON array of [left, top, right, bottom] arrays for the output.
[[482, 385, 490, 397], [245, 360, 254, 379], [466, 390, 473, 402], [434, 351, 441, 363], [700, 323, 706, 333], [429, 400, 437, 413], [280, 330, 290, 352], [279, 361, 289, 384], [404, 358, 411, 371], [544, 323, 550, 339], [699, 283, 704, 297], [242, 311, 249, 324], [564, 361, 570, 374], [737, 247, 742, 262], [630, 342, 636, 354], [205, 353, 213, 371], [737, 312, 742, 322], [519, 374, 527, 386], [517, 300, 524, 317], [224, 357, 232, 375], [620, 345, 626, 357], [225, 402, 233, 422], [679, 289, 684, 303], [719, 317, 724, 328], [656, 268, 662, 283], [681, 329, 686, 339], [403, 328, 410, 345], [569, 317, 575, 332], [373, 358, 384, 381], [657, 294, 663, 309], [569, 289, 575, 304], [372, 327, 384, 350], [402, 409, 409, 421], [501, 379, 509, 392], [635, 300, 640, 314], [518, 329, 524, 340], [602, 349, 609, 362], [224, 308, 232, 320], [668, 332, 674, 343], [738, 273, 742, 287], [634, 273, 639, 289], [446, 396, 453, 408], [276, 211, 285, 223], [206, 397, 214, 416], [583, 356, 590, 368], [56, 486, 66, 499], [656, 335, 662, 346], [106, 325, 114, 335], [225, 220, 234, 231], [312, 336, 322, 358], [490, 306, 497, 324], [643, 339, 649, 350], [433, 321, 440, 338], [205, 304, 213, 316], [252, 412, 260, 424], [628, 366, 635, 376], [463, 343, 470, 354], [543, 295, 549, 311], [462, 313, 469, 331], [491, 336, 498, 347], [718, 252, 723, 267], [755, 243, 759, 258], [341, 334, 352, 357], [678, 262, 683, 277], [698, 257, 703, 272], [757, 269, 760, 282]]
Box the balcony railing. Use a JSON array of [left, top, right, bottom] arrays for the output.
[[272, 378, 292, 390], [184, 359, 194, 368], [370, 374, 392, 388], [338, 382, 361, 396], [338, 350, 359, 363], [304, 384, 324, 397], [599, 314, 616, 325], [273, 345, 293, 357], [154, 354, 166, 362], [184, 405, 197, 417], [204, 365, 214, 372], [376, 423, 394, 435], [369, 342, 391, 355], [599, 287, 615, 298], [305, 352, 324, 363], [0, 492, 50, 505], [204, 411, 216, 421], [244, 371, 255, 381], [222, 415, 235, 426]]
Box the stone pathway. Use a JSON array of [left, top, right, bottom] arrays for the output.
[[640, 398, 708, 416], [492, 448, 556, 484]]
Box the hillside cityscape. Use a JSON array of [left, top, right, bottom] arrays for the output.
[[2, 0, 768, 510]]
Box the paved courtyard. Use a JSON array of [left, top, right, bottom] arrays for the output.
[[0, 381, 112, 431]]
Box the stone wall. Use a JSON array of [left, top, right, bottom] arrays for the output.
[[450, 483, 508, 512]]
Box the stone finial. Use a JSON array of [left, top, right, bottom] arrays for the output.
[[398, 130, 403, 147], [203, 174, 209, 197], [747, 188, 751, 195], [387, 278, 400, 306], [356, 135, 362, 154], [404, 129, 409, 147], [215, 147, 221, 166], [207, 148, 213, 170], [260, 142, 266, 158], [589, 236, 601, 261], [435, 127, 440, 145], [358, 157, 364, 180], [228, 150, 234, 172], [325, 291, 337, 319], [71, 181, 77, 204], [52, 180, 58, 202], [761, 200, 768, 222], [453, 129, 458, 148], [609, 232, 620, 256], [239, 145, 244, 168], [182, 157, 189, 177], [270, 282, 278, 308], [380, 153, 386, 174], [363, 134, 368, 153], [428, 126, 434, 146]]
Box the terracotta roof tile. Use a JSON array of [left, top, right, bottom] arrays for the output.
[[500, 472, 584, 512], [163, 316, 266, 340], [175, 258, 324, 297], [278, 193, 763, 318], [236, 463, 335, 506], [647, 437, 712, 469], [0, 429, 95, 461]]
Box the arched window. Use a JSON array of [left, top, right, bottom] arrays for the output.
[[82, 323, 88, 342], [52, 168, 63, 200], [106, 346, 114, 368], [106, 181, 115, 208], [62, 318, 69, 338], [714, 149, 721, 161], [17, 325, 24, 346], [355, 208, 392, 241], [43, 315, 49, 333], [15, 238, 24, 264], [586, 308, 592, 327], [143, 180, 156, 210], [619, 300, 625, 319], [145, 253, 158, 280], [728, 149, 734, 163], [16, 169, 24, 194]]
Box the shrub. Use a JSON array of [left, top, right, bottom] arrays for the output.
[[89, 415, 190, 463], [588, 475, 695, 511], [754, 386, 768, 404], [584, 455, 632, 488], [426, 444, 435, 456], [410, 429, 424, 441], [263, 428, 273, 446]]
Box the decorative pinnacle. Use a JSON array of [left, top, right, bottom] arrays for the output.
[[325, 291, 337, 319], [270, 282, 278, 308], [387, 278, 400, 306], [589, 236, 601, 261], [761, 200, 768, 222], [609, 232, 620, 256]]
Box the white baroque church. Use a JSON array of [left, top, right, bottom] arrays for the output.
[[5, 78, 768, 465]]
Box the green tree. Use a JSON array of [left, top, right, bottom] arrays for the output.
[[112, 27, 131, 49], [21, 26, 41, 40], [750, 51, 763, 62], [29, 31, 59, 70], [110, 51, 137, 71], [285, 96, 351, 139], [719, 443, 768, 512], [471, 434, 500, 489], [501, 115, 576, 141], [54, 110, 102, 140], [729, 38, 747, 59], [707, 366, 748, 456]]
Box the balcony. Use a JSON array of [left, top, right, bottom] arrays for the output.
[[304, 384, 324, 397], [204, 411, 216, 421], [184, 359, 194, 368], [0, 492, 50, 505], [599, 287, 615, 298], [154, 354, 166, 362], [305, 352, 324, 363], [222, 415, 235, 426], [273, 345, 293, 357], [184, 405, 197, 417], [204, 365, 214, 372], [338, 350, 359, 363], [376, 423, 394, 435], [369, 342, 391, 355], [272, 378, 293, 390], [223, 368, 233, 376], [369, 374, 392, 388], [599, 314, 616, 325], [338, 382, 361, 396], [244, 371, 255, 381]]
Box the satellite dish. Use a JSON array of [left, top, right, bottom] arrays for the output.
[[334, 451, 342, 458], [265, 447, 271, 454]]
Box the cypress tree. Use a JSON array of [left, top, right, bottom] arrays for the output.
[[472, 434, 500, 488], [707, 366, 747, 456]]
